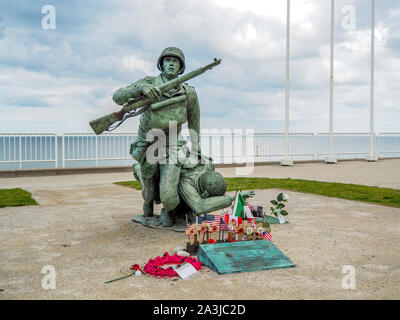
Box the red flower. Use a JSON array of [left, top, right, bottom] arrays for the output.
[[208, 239, 215, 244]]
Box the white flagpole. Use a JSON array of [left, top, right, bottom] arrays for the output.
[[326, 0, 337, 163], [281, 0, 293, 166], [366, 0, 377, 161], [232, 191, 239, 216]]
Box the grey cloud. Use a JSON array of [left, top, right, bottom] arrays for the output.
[[0, 0, 399, 134]]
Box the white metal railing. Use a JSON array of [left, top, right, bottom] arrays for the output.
[[254, 132, 316, 162], [194, 130, 244, 164], [0, 133, 57, 169], [62, 133, 137, 168], [316, 133, 375, 160], [0, 132, 399, 170], [377, 133, 400, 158]]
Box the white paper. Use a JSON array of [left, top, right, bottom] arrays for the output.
[[175, 263, 199, 280], [277, 211, 285, 224]]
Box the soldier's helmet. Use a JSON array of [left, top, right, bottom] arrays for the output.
[[198, 171, 227, 198], [157, 47, 185, 75]]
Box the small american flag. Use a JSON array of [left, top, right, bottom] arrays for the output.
[[206, 214, 231, 231], [262, 231, 272, 241], [205, 214, 220, 226], [187, 214, 228, 229], [217, 215, 230, 231]]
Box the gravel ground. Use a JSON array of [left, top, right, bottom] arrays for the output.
[[0, 159, 399, 300]]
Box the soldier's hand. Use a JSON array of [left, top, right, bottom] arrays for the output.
[[241, 190, 255, 199], [141, 84, 162, 101]]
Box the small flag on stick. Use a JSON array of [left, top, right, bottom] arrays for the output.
[[233, 193, 253, 219], [262, 231, 272, 241], [187, 214, 229, 230]]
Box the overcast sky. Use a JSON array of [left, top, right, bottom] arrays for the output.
[[0, 0, 399, 135]]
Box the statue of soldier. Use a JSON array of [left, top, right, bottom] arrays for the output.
[[113, 47, 201, 227]]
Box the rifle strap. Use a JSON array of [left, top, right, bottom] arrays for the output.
[[106, 105, 149, 132]]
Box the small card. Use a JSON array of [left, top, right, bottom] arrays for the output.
[[253, 205, 264, 218], [175, 263, 199, 280]]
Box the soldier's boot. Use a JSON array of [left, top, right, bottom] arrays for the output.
[[161, 207, 177, 228], [143, 201, 154, 217], [186, 210, 196, 224]]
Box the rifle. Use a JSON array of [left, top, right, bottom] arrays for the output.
[[89, 58, 222, 135]]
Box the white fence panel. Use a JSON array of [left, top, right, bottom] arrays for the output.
[[62, 133, 137, 168], [377, 133, 400, 158], [0, 133, 57, 169], [316, 133, 373, 160], [254, 133, 316, 162]]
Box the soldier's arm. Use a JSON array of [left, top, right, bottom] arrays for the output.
[[179, 179, 232, 214], [113, 77, 158, 105], [186, 86, 201, 153]]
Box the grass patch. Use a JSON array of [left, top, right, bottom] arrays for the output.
[[116, 181, 142, 190], [0, 188, 38, 208], [115, 178, 400, 208]]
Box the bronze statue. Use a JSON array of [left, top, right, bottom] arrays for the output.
[[90, 47, 252, 230], [112, 47, 207, 227]]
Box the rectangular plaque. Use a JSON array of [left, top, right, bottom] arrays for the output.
[[198, 240, 295, 274]]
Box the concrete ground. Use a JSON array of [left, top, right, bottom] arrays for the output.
[[0, 159, 399, 299]]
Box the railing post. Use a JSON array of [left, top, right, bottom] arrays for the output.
[[95, 135, 98, 167], [313, 133, 317, 160], [55, 134, 58, 168], [127, 136, 129, 166], [19, 135, 22, 169], [62, 134, 65, 168], [378, 133, 380, 158]]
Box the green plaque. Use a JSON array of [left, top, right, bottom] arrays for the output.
[[198, 240, 295, 274]]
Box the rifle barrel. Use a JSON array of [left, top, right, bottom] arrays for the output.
[[89, 58, 222, 135]]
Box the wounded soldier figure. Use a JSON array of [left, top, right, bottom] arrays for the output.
[[133, 152, 254, 230], [178, 154, 254, 215]]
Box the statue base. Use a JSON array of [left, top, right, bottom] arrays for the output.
[[132, 207, 196, 233]]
